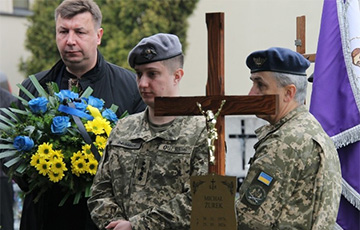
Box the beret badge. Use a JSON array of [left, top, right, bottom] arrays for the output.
[[253, 57, 267, 67], [141, 47, 157, 60]]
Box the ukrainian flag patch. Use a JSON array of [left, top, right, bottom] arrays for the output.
[[257, 171, 273, 186]]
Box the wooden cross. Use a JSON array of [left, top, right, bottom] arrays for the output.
[[296, 15, 316, 63], [154, 12, 278, 175]]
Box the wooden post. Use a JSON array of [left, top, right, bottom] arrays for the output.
[[296, 15, 316, 62]]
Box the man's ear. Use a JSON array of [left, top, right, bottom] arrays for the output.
[[174, 68, 184, 84], [284, 84, 296, 102], [97, 28, 104, 45]]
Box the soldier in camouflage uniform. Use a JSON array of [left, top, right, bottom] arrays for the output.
[[87, 33, 208, 230], [236, 47, 342, 229]]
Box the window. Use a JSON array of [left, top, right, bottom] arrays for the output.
[[13, 0, 29, 10]]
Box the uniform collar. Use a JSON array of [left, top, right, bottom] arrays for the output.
[[255, 105, 307, 141], [128, 108, 183, 142]]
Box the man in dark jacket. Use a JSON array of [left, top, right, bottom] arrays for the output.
[[0, 87, 17, 230], [17, 1, 146, 230]]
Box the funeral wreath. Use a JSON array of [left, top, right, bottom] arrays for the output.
[[0, 75, 126, 205]]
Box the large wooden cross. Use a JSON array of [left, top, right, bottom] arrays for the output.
[[154, 13, 278, 175]]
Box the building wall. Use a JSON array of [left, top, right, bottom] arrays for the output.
[[0, 0, 34, 94]]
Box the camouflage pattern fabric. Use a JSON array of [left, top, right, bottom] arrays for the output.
[[88, 109, 208, 230], [236, 105, 342, 230]]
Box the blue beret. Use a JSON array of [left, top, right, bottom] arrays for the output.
[[246, 47, 310, 76], [128, 33, 182, 68]]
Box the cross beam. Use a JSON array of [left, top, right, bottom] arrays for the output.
[[154, 95, 278, 116]]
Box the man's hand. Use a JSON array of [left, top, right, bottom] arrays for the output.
[[105, 220, 132, 230]]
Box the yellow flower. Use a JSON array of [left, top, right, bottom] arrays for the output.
[[87, 158, 98, 175], [36, 158, 51, 176], [71, 158, 87, 177], [51, 150, 64, 160], [50, 158, 67, 174], [37, 143, 54, 159], [71, 151, 83, 162], [82, 144, 92, 155], [30, 153, 41, 167], [87, 105, 102, 118], [85, 117, 110, 135], [48, 170, 65, 183], [94, 136, 107, 150]]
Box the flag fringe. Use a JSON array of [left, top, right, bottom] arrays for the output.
[[341, 178, 360, 211], [334, 223, 343, 230], [331, 124, 360, 148]]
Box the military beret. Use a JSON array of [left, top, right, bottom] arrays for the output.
[[246, 47, 310, 76], [128, 33, 182, 68]]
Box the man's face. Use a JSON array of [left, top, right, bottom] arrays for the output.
[[56, 12, 103, 73], [248, 71, 285, 124], [135, 62, 180, 108]]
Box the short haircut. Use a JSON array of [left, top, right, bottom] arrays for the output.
[[161, 54, 184, 73], [272, 72, 308, 104], [55, 0, 102, 29]]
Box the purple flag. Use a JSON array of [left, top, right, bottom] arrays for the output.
[[310, 0, 360, 229]]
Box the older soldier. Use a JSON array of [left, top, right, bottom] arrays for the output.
[[236, 47, 342, 229], [87, 33, 208, 230]]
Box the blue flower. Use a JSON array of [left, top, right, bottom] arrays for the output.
[[13, 136, 34, 151], [102, 109, 118, 122], [55, 90, 79, 102], [74, 101, 87, 112], [88, 96, 104, 110], [51, 116, 71, 134], [28, 97, 48, 114]]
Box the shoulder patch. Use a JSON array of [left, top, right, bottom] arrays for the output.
[[245, 184, 267, 206], [241, 171, 275, 210]]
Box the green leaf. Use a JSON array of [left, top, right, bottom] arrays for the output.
[[9, 108, 28, 115], [0, 137, 12, 142], [0, 150, 17, 159], [81, 87, 93, 98], [59, 192, 71, 207], [24, 126, 36, 135], [29, 75, 48, 98], [0, 122, 11, 130], [48, 95, 59, 108], [0, 144, 15, 151], [51, 82, 59, 93], [0, 108, 20, 122], [14, 95, 29, 106], [4, 156, 21, 168], [85, 184, 91, 197], [17, 83, 35, 100], [119, 110, 129, 119], [110, 104, 119, 114], [15, 163, 28, 174], [0, 114, 15, 127], [73, 192, 82, 205]]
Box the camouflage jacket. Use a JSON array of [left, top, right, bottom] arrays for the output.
[[88, 110, 208, 230], [236, 106, 342, 230]]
